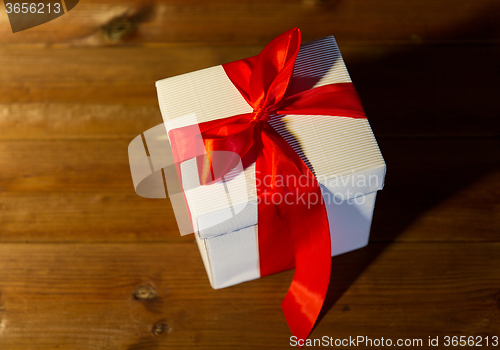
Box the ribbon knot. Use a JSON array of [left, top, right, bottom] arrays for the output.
[[251, 109, 272, 122]]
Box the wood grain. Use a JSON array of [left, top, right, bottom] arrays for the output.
[[0, 103, 163, 140], [372, 137, 500, 243], [0, 44, 498, 139], [0, 138, 498, 243], [0, 242, 498, 349], [0, 0, 499, 45]]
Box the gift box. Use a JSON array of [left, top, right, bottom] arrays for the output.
[[129, 28, 385, 340]]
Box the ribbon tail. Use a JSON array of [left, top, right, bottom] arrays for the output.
[[280, 179, 331, 342], [257, 123, 331, 342], [281, 204, 331, 342]]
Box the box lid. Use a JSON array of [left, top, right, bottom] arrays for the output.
[[155, 36, 386, 239]]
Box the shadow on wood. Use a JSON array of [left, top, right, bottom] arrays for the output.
[[316, 3, 500, 327]]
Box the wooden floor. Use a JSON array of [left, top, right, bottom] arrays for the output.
[[0, 0, 499, 348]]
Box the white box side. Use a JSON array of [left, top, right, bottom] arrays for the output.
[[199, 191, 378, 289]]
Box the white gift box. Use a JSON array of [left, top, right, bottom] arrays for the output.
[[133, 36, 385, 289]]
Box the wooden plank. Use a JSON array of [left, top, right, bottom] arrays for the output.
[[0, 242, 498, 349], [0, 103, 163, 140], [0, 45, 262, 106], [0, 0, 499, 45], [0, 44, 498, 139], [0, 138, 498, 243], [0, 139, 185, 242], [372, 137, 500, 242], [349, 45, 500, 137]]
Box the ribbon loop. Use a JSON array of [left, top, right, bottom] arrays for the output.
[[249, 27, 301, 112]]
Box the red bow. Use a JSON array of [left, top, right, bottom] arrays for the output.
[[169, 28, 366, 341]]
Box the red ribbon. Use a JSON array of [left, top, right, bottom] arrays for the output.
[[169, 28, 366, 341]]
